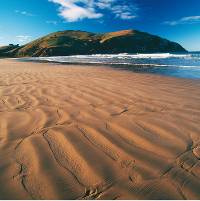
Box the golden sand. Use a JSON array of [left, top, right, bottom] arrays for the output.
[[0, 59, 200, 199]]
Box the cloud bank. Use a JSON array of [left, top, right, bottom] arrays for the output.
[[49, 0, 138, 22], [164, 16, 200, 26]]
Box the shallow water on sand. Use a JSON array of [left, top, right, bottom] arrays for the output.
[[23, 52, 200, 79]]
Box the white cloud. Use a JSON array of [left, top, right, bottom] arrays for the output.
[[49, 0, 102, 22], [95, 0, 115, 9], [164, 16, 200, 26], [46, 20, 58, 25], [16, 35, 32, 43], [111, 4, 138, 20], [15, 10, 35, 17], [49, 0, 138, 22]]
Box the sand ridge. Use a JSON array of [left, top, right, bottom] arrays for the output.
[[0, 59, 200, 199]]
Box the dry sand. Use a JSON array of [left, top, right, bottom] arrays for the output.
[[0, 59, 200, 199]]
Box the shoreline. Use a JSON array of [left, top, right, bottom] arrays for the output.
[[14, 57, 200, 80], [0, 59, 200, 199]]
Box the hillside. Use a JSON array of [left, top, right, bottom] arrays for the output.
[[0, 44, 20, 57], [1, 30, 187, 57]]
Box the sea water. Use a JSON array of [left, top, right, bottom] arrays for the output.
[[24, 52, 200, 79]]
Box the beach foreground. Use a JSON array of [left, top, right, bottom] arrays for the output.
[[0, 59, 200, 200]]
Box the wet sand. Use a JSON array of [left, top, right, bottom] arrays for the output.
[[0, 59, 200, 199]]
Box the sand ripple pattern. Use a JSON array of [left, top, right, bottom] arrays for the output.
[[0, 60, 200, 199]]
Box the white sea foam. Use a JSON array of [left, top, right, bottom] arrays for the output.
[[22, 52, 200, 69], [90, 53, 191, 59], [18, 52, 200, 79], [33, 53, 192, 60]]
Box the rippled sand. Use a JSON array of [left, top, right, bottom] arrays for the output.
[[0, 59, 200, 199]]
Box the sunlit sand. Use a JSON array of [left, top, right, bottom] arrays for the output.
[[0, 59, 200, 199]]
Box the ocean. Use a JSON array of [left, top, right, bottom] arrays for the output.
[[23, 52, 200, 79]]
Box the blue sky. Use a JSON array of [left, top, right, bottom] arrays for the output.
[[0, 0, 200, 51]]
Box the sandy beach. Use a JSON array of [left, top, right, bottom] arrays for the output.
[[0, 59, 200, 199]]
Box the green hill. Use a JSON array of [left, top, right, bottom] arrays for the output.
[[0, 44, 20, 57], [1, 30, 187, 57]]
